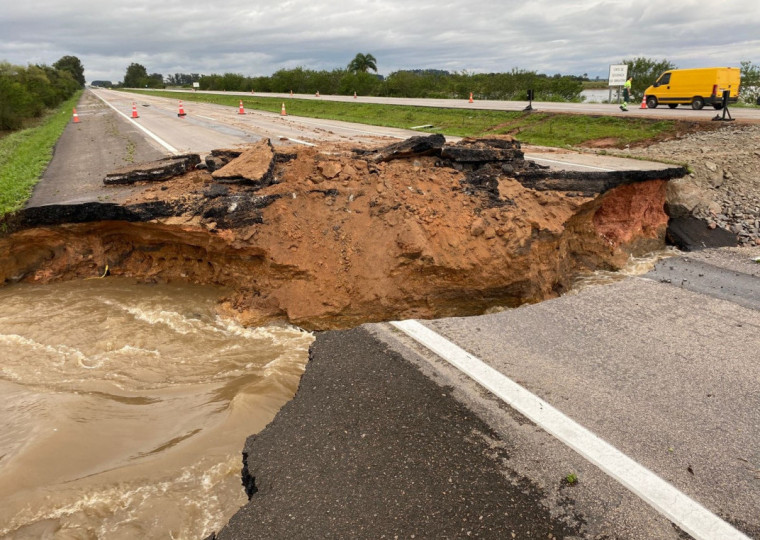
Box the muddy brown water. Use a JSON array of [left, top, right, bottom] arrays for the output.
[[0, 279, 313, 539]]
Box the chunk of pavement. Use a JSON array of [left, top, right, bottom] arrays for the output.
[[103, 154, 201, 185], [441, 136, 525, 164], [205, 149, 245, 172], [666, 216, 738, 251], [212, 139, 276, 186], [359, 134, 445, 163]]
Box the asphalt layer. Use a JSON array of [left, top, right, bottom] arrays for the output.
[[215, 327, 584, 540], [26, 89, 166, 207]]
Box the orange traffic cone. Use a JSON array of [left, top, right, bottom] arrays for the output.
[[315, 91, 320, 98], [640, 94, 647, 109], [238, 100, 245, 115], [72, 108, 80, 123], [469, 92, 474, 103], [280, 103, 287, 116], [131, 102, 139, 118], [178, 100, 186, 117]]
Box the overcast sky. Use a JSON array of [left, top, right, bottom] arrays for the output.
[[2, 0, 758, 84]]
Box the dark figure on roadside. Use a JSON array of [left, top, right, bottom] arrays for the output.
[[620, 77, 632, 111]]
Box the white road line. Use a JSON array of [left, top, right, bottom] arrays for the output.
[[281, 115, 408, 139], [91, 91, 179, 155], [390, 319, 750, 540], [527, 156, 614, 171], [278, 136, 316, 147]]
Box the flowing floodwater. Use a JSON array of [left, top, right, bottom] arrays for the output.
[[0, 279, 313, 539], [569, 248, 679, 291]]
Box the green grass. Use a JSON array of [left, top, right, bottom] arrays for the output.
[[122, 89, 679, 148], [0, 91, 82, 216]]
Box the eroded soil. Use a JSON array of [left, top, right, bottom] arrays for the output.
[[1, 137, 673, 330]]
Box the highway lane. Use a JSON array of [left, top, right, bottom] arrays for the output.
[[93, 88, 677, 176], [93, 88, 420, 154], [153, 88, 760, 123], [377, 249, 760, 539]]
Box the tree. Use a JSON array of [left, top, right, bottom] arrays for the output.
[[622, 57, 677, 98], [740, 60, 760, 104], [147, 73, 164, 88], [53, 55, 85, 87], [123, 63, 148, 88], [347, 53, 378, 74]]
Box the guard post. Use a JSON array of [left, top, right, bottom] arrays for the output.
[[524, 89, 535, 111], [712, 90, 735, 122]]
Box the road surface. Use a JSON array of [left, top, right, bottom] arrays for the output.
[[151, 88, 760, 123]]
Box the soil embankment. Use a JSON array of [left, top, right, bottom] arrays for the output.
[[1, 135, 683, 330]]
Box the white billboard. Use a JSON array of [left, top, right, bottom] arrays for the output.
[[608, 64, 628, 87]]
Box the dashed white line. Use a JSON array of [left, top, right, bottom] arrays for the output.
[[390, 319, 750, 540]]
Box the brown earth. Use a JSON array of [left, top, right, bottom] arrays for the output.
[[0, 137, 671, 330]]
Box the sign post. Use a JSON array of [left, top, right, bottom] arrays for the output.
[[608, 64, 628, 104]]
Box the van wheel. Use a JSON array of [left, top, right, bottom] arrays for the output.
[[713, 104, 724, 110], [691, 97, 705, 110], [668, 104, 678, 109], [646, 96, 658, 109]]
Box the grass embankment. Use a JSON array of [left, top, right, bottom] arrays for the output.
[[0, 91, 82, 216], [124, 89, 677, 148]]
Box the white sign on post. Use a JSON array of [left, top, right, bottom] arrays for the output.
[[608, 64, 628, 87], [193, 82, 200, 88]]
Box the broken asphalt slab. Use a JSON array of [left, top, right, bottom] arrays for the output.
[[103, 154, 201, 185]]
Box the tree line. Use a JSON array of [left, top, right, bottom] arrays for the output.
[[118, 54, 760, 104], [121, 65, 585, 101], [0, 56, 84, 131]]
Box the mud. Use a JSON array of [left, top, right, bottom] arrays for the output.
[[0, 136, 681, 330]]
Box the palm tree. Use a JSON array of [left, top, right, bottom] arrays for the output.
[[347, 53, 378, 74]]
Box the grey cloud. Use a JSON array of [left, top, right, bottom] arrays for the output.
[[0, 0, 758, 83]]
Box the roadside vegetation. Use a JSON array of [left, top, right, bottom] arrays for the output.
[[126, 88, 679, 148], [1, 57, 83, 132], [0, 91, 82, 216]]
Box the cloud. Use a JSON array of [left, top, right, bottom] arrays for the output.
[[1, 0, 758, 83]]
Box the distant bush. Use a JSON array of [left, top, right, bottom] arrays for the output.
[[0, 60, 80, 131]]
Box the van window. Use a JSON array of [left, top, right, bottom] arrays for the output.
[[655, 73, 671, 87]]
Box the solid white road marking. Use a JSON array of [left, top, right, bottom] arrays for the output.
[[390, 319, 750, 540], [278, 136, 316, 147], [526, 156, 614, 171], [91, 91, 179, 155]]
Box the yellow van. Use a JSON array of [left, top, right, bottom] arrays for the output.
[[644, 67, 740, 110]]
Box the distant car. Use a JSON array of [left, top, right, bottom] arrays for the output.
[[643, 67, 740, 110]]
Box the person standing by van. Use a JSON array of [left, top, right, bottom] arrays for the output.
[[620, 77, 632, 111]]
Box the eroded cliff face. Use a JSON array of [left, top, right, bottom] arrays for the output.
[[0, 138, 671, 330]]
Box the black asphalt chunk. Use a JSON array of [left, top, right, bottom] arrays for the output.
[[666, 215, 738, 251], [214, 327, 584, 539]]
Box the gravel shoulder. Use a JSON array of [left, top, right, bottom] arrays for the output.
[[626, 124, 760, 246]]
